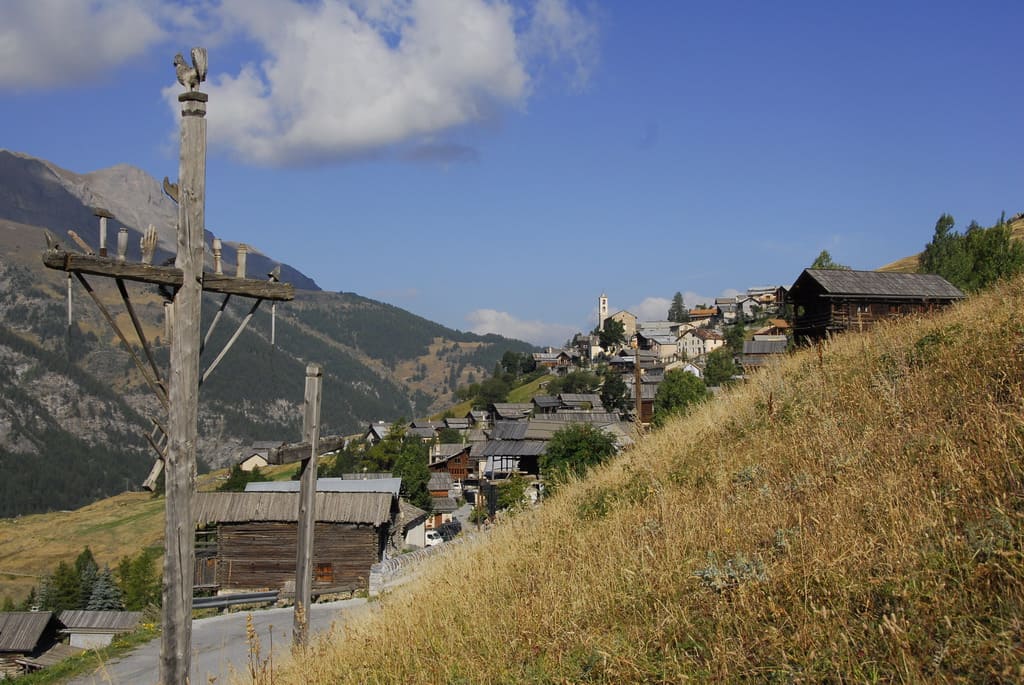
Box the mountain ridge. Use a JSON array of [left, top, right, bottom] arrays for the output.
[[0, 151, 535, 516]]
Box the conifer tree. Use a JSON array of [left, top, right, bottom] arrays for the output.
[[667, 292, 687, 322], [40, 561, 83, 611], [75, 547, 99, 607], [87, 566, 125, 611]]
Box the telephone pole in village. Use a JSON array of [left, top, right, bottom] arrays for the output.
[[161, 48, 208, 684], [43, 48, 295, 683]]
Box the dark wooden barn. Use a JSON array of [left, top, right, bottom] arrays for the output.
[[193, 491, 395, 595], [0, 612, 58, 679], [788, 269, 964, 341]]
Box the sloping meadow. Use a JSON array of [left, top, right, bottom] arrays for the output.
[[265, 276, 1024, 683]]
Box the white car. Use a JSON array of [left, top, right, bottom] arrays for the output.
[[425, 530, 443, 547]]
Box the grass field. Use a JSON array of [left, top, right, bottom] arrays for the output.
[[0, 463, 299, 604]]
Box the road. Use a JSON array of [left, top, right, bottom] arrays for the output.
[[68, 503, 480, 684], [67, 598, 372, 684]]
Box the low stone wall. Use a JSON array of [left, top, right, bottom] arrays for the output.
[[368, 542, 455, 596]]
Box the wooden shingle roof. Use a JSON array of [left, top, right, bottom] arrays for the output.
[[194, 492, 392, 527], [0, 612, 52, 653], [428, 472, 453, 491], [57, 611, 142, 633], [796, 269, 965, 299], [245, 478, 402, 497]]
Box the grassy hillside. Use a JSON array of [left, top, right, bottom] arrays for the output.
[[0, 465, 295, 604], [265, 276, 1024, 683]]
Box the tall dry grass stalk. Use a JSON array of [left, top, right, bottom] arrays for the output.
[[257, 276, 1024, 683]]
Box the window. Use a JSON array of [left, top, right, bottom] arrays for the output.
[[315, 563, 333, 583]]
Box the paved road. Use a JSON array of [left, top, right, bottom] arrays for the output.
[[67, 514, 482, 684], [68, 598, 371, 684]]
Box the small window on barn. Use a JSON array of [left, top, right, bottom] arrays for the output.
[[316, 563, 334, 583]]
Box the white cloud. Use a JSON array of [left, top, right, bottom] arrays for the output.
[[628, 296, 671, 322], [626, 292, 724, 320], [0, 0, 164, 88], [179, 0, 598, 165], [466, 309, 576, 347]]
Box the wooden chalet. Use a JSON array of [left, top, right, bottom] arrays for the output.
[[532, 349, 574, 375], [788, 269, 965, 341], [363, 421, 391, 444], [428, 472, 453, 497], [481, 439, 546, 478], [0, 612, 59, 679], [429, 443, 473, 482], [193, 490, 395, 595]]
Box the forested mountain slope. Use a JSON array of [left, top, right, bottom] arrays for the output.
[[0, 151, 534, 516]]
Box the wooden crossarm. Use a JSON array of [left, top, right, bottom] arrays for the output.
[[42, 250, 294, 301]]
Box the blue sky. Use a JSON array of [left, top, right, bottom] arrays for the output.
[[2, 1, 1022, 346]]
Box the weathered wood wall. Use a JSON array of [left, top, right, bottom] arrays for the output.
[[214, 522, 382, 592]]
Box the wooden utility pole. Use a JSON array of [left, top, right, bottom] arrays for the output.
[[40, 47, 296, 683], [294, 363, 323, 647], [161, 54, 208, 685]]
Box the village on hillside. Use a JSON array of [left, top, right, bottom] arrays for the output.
[[188, 271, 964, 603], [1, 264, 968, 678]]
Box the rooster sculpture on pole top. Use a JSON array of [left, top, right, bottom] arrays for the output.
[[173, 47, 208, 92]]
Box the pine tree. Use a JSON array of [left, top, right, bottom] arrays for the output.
[[75, 547, 99, 607], [667, 292, 687, 322], [20, 587, 37, 611], [117, 548, 162, 610], [87, 567, 125, 611], [41, 561, 83, 611]]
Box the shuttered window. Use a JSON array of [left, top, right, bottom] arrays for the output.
[[316, 563, 333, 583]]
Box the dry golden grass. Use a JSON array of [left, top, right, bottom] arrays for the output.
[[0, 467, 268, 603], [0, 492, 165, 602], [260, 274, 1024, 684]]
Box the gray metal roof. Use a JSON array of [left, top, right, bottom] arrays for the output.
[[558, 393, 604, 408], [58, 611, 142, 633], [743, 340, 788, 355], [432, 443, 470, 458], [444, 418, 471, 429], [490, 421, 529, 440], [798, 269, 965, 299], [547, 411, 621, 424], [194, 491, 393, 526], [481, 440, 547, 457], [245, 478, 401, 497], [531, 395, 560, 409], [431, 496, 459, 513], [0, 611, 52, 652], [490, 403, 533, 419]]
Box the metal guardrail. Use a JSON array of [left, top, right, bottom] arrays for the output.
[[192, 591, 278, 610]]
